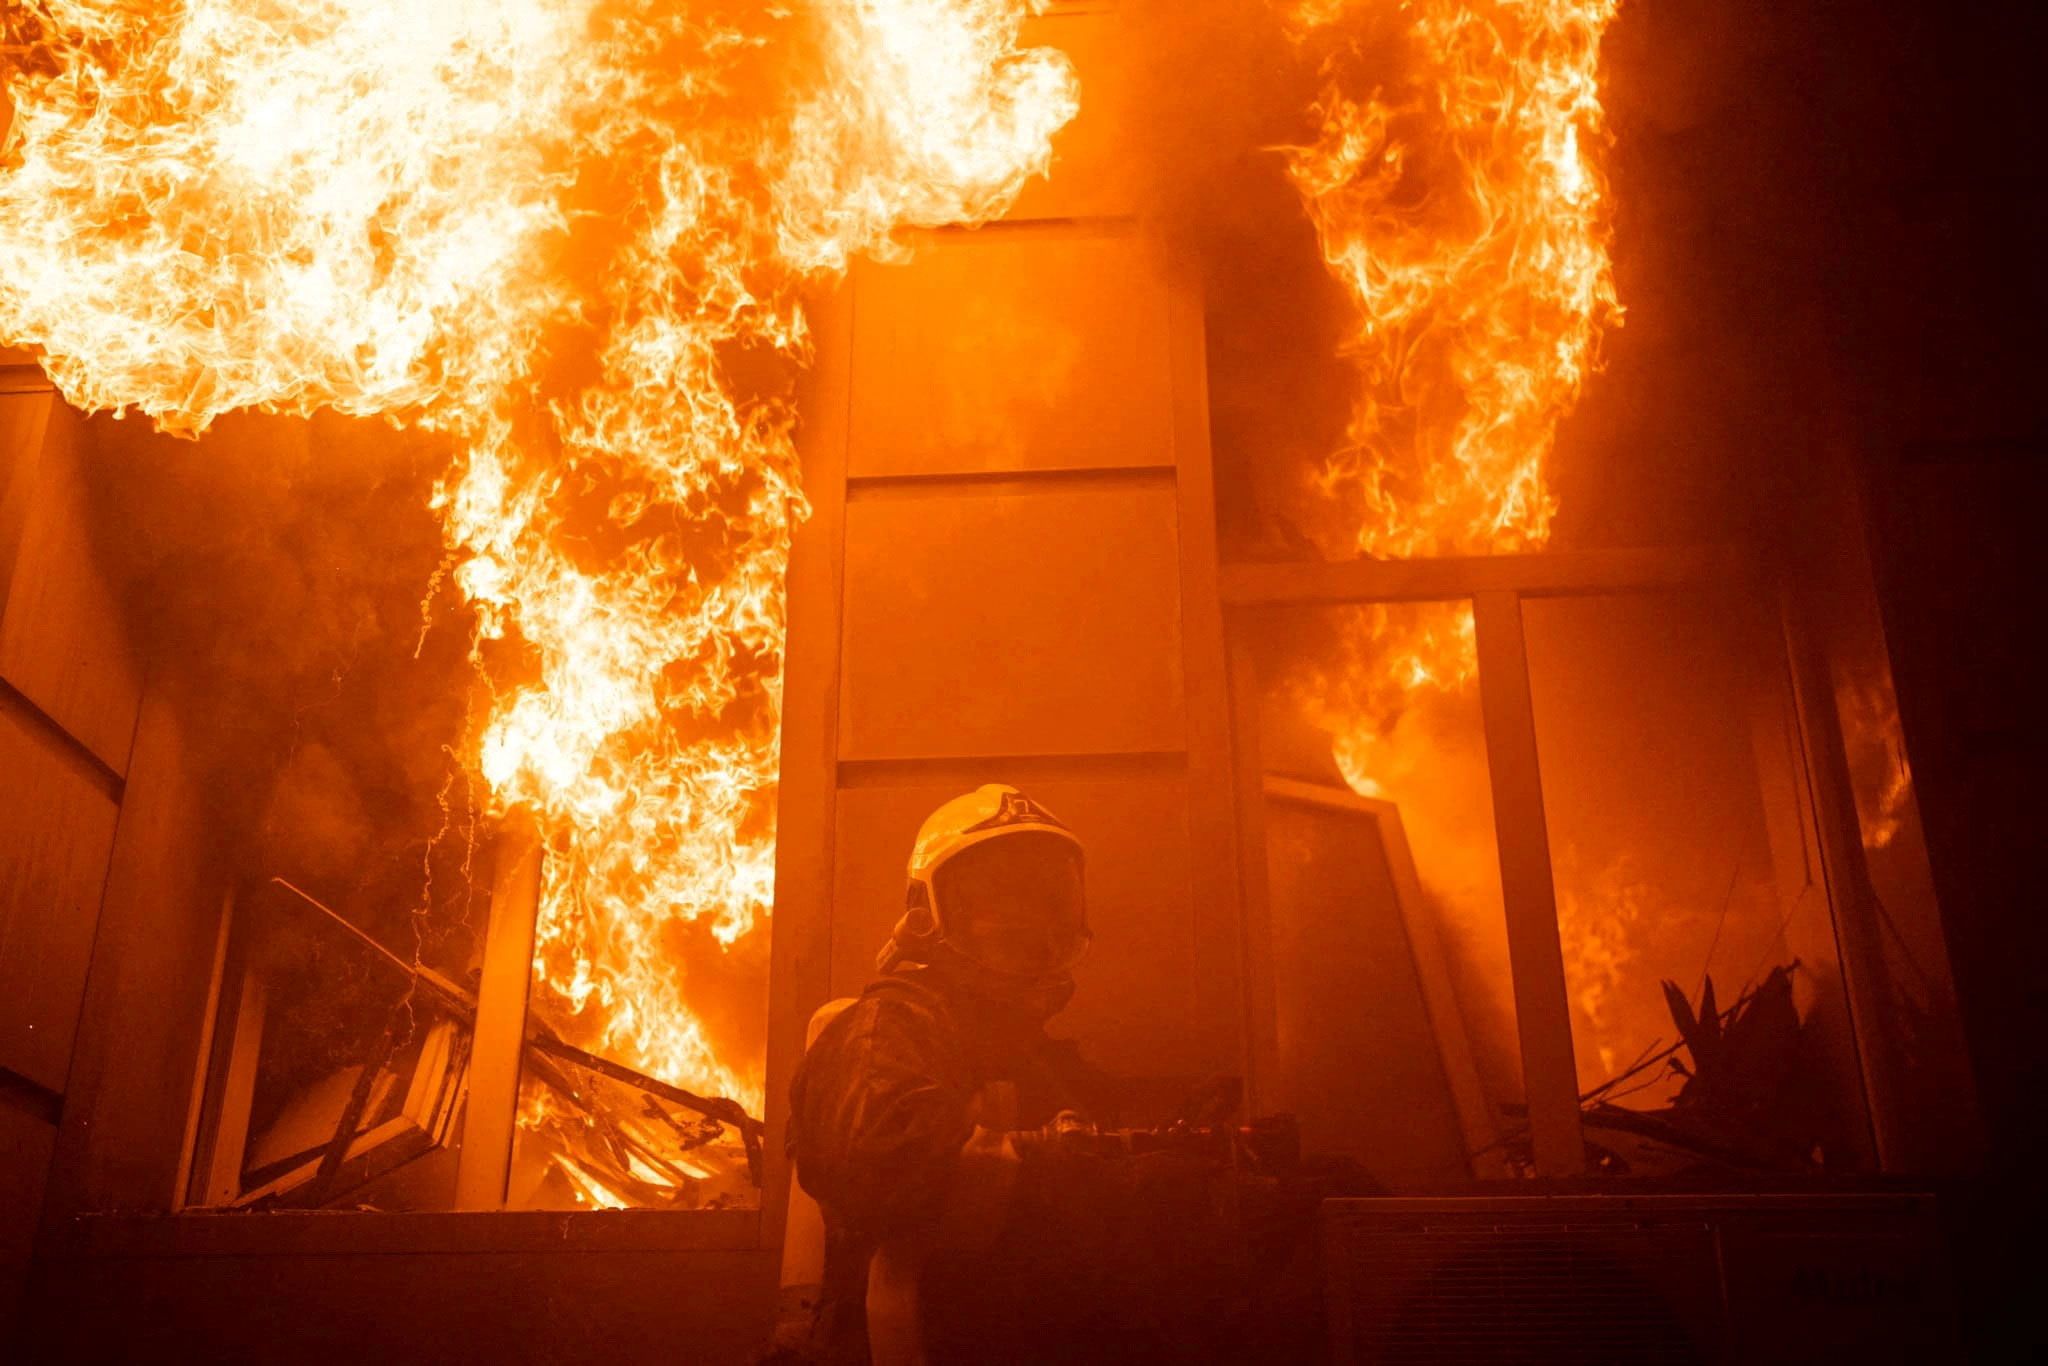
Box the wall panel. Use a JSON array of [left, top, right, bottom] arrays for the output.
[[0, 704, 120, 1094], [838, 480, 1186, 759], [847, 229, 1174, 477], [0, 402, 141, 775], [45, 689, 225, 1215]]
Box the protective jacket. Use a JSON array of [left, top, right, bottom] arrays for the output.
[[785, 965, 1233, 1364]]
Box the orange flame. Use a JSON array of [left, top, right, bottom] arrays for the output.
[[1, 0, 1073, 1180], [1279, 0, 1620, 807], [1283, 0, 1620, 570], [1280, 0, 1622, 1097]]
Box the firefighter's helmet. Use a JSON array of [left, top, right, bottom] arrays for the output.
[[878, 783, 1090, 982]]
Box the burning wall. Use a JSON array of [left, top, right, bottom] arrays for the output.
[[1, 0, 1080, 1202]]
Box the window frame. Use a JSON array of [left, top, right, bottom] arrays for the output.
[[1218, 545, 1894, 1176]]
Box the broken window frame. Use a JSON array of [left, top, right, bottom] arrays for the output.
[[1218, 545, 1900, 1178], [179, 819, 765, 1212], [180, 882, 476, 1211]]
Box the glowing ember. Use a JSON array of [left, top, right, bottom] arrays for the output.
[[1839, 669, 1914, 851], [1, 0, 1073, 1196]]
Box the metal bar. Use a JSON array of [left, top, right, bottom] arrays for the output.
[[1225, 623, 1280, 1113], [524, 1034, 763, 1157], [1471, 590, 1585, 1176], [844, 465, 1172, 501], [173, 891, 235, 1207], [453, 814, 542, 1210], [303, 1024, 398, 1206], [1219, 545, 1743, 608], [270, 878, 473, 1008]]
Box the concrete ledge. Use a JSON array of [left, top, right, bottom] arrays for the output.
[[26, 1211, 777, 1364]]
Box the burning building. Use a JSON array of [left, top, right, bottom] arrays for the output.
[[0, 0, 2036, 1360]]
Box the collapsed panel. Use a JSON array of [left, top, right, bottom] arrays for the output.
[[1261, 791, 1470, 1183]]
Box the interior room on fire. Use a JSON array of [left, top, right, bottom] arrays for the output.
[[1, 0, 2036, 1362]]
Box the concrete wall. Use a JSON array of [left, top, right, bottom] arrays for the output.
[[23, 1210, 775, 1365]]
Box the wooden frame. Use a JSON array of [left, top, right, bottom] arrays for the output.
[[452, 818, 541, 1210], [184, 913, 470, 1212], [233, 1018, 466, 1209], [762, 282, 855, 1249]]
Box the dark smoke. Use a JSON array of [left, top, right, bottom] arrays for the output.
[[83, 407, 491, 1101]]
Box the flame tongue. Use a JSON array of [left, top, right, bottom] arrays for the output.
[[1283, 0, 1621, 569], [1280, 0, 1620, 772], [3, 0, 1074, 1176]]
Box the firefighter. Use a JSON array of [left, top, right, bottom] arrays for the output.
[[782, 784, 1234, 1364]]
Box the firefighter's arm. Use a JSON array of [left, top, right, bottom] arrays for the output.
[[930, 1109, 1088, 1251], [789, 995, 977, 1239]]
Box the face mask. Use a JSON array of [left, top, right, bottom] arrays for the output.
[[931, 831, 1090, 978]]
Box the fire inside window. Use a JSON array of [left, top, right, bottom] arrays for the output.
[[2, 0, 1958, 1229]]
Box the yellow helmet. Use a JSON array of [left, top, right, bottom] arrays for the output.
[[879, 784, 1090, 983]]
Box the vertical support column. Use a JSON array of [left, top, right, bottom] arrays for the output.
[[1778, 592, 1905, 1170], [1471, 590, 1585, 1177], [454, 813, 541, 1210], [1168, 284, 1251, 1089], [762, 283, 854, 1245], [174, 891, 236, 1206], [1223, 624, 1280, 1114], [197, 951, 264, 1207]]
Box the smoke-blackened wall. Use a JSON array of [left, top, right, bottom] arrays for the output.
[[83, 411, 492, 1114]]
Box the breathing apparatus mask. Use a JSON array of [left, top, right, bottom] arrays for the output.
[[877, 784, 1090, 1016]]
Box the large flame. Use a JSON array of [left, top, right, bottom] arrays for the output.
[[1280, 0, 1622, 1088], [1, 0, 1074, 1190], [1282, 0, 1619, 567]]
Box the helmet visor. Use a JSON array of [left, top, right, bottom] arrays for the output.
[[933, 831, 1089, 978]]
